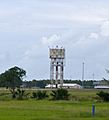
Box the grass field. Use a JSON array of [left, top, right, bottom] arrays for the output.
[[0, 89, 108, 120]]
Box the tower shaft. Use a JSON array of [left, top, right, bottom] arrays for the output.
[[49, 47, 65, 88]]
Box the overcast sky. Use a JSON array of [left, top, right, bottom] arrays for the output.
[[0, 0, 109, 80]]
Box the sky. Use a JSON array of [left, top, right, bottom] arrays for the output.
[[0, 0, 109, 80]]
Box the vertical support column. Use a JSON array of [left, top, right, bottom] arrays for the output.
[[50, 60, 54, 88], [49, 47, 65, 89], [60, 61, 63, 87], [55, 63, 58, 88]]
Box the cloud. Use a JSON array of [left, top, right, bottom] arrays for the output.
[[0, 0, 109, 80], [89, 33, 99, 39], [0, 0, 106, 33], [23, 45, 40, 61], [100, 20, 109, 36], [42, 34, 60, 45]]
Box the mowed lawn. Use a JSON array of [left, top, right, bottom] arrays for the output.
[[0, 100, 108, 120], [0, 89, 108, 120]]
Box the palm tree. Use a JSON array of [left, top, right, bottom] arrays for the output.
[[15, 88, 29, 100], [32, 90, 48, 100], [50, 88, 70, 100]]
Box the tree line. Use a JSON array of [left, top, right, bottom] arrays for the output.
[[0, 66, 109, 90], [22, 79, 95, 88]]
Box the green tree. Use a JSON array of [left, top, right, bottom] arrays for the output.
[[50, 88, 70, 100], [15, 88, 29, 100], [0, 66, 26, 98], [97, 91, 109, 101], [32, 90, 48, 100]]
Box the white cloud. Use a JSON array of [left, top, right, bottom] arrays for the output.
[[23, 45, 40, 60], [0, 0, 107, 33], [89, 33, 99, 39], [100, 20, 109, 36], [42, 34, 60, 45], [0, 0, 109, 80]]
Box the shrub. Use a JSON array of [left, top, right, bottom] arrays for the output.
[[32, 90, 48, 100], [50, 88, 70, 100], [15, 88, 29, 100], [97, 91, 109, 101]]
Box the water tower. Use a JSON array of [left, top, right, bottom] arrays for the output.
[[49, 46, 65, 88]]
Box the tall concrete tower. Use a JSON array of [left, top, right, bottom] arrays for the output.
[[49, 46, 65, 88]]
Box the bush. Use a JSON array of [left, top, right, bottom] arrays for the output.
[[15, 88, 29, 100], [50, 88, 70, 100], [97, 91, 109, 101], [32, 90, 48, 100]]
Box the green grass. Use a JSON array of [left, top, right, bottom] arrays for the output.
[[0, 100, 108, 119], [0, 88, 108, 120]]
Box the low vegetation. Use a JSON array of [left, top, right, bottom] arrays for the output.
[[97, 91, 109, 101], [50, 88, 70, 100], [0, 88, 108, 120], [0, 66, 109, 119], [15, 88, 29, 100], [1, 88, 109, 102], [32, 90, 48, 100], [0, 92, 108, 120]]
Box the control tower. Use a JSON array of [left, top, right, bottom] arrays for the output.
[[49, 46, 65, 88]]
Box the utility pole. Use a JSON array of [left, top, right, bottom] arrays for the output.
[[82, 62, 84, 88], [92, 73, 94, 81]]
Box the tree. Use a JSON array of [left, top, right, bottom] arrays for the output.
[[32, 90, 48, 100], [0, 66, 26, 98], [97, 91, 109, 101], [15, 88, 29, 100], [50, 88, 70, 100]]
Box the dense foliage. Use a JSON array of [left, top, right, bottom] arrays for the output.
[[32, 90, 48, 100], [0, 66, 26, 88], [0, 66, 107, 89], [97, 91, 109, 101], [22, 79, 97, 88], [0, 66, 26, 98], [50, 88, 70, 100], [15, 88, 29, 100]]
